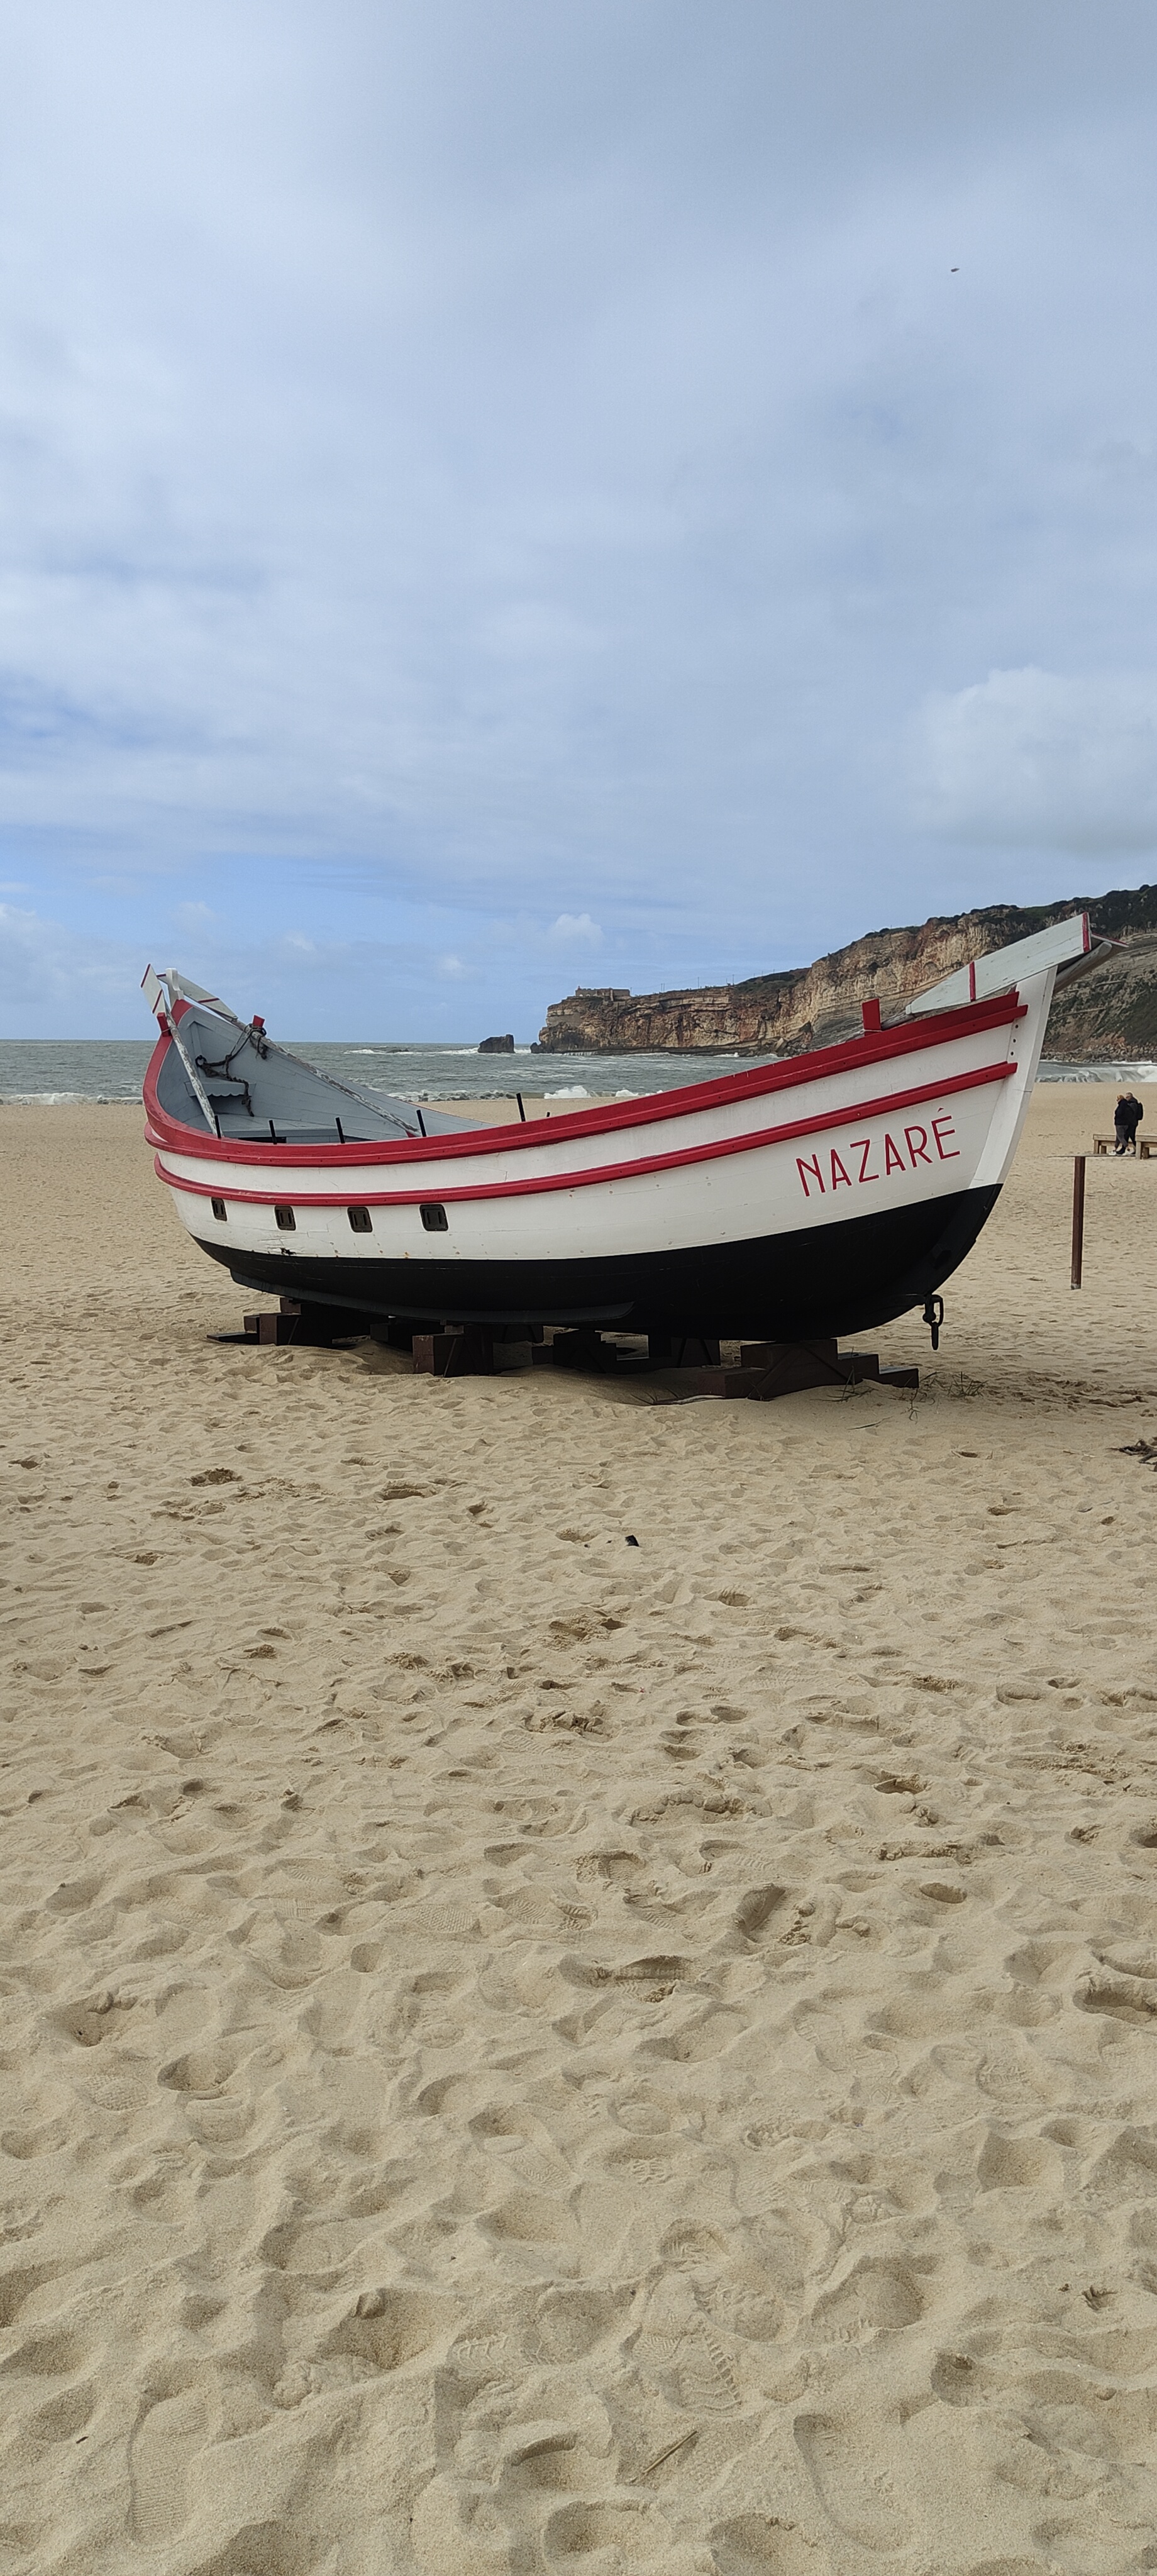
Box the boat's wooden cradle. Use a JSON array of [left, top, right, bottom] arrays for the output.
[[213, 1301, 919, 1399]]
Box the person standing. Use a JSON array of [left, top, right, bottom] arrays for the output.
[[1114, 1092, 1144, 1155]]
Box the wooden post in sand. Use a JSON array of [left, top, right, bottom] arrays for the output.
[[1071, 1154, 1087, 1289]]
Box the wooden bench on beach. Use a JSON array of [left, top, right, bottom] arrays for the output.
[[1093, 1135, 1155, 1157]]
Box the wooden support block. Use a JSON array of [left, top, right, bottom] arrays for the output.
[[275, 1299, 364, 1343], [547, 1330, 621, 1372], [740, 1337, 838, 1372], [237, 1304, 362, 1346], [243, 1311, 293, 1343], [734, 1341, 918, 1400], [367, 1318, 436, 1350], [749, 1345, 849, 1397], [412, 1328, 494, 1376], [648, 1365, 767, 1399], [648, 1353, 921, 1402], [739, 1338, 853, 1392]]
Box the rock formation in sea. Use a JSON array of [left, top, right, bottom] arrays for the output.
[[536, 884, 1157, 1060]]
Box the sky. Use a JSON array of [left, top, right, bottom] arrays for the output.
[[2, 2, 1157, 1039]]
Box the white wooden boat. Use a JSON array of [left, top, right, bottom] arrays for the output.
[[142, 915, 1108, 1343]]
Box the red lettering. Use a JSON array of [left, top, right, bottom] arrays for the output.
[[883, 1132, 906, 1176], [797, 1153, 824, 1198], [851, 1136, 878, 1184], [932, 1115, 960, 1161], [905, 1124, 931, 1167], [829, 1148, 852, 1189]]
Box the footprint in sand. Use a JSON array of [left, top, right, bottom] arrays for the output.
[[322, 2285, 451, 2376], [0, 2117, 69, 2160], [525, 2283, 628, 2363], [469, 2103, 573, 2194], [541, 2498, 668, 2565], [499, 2431, 601, 2498], [811, 2253, 927, 2340], [732, 1884, 788, 1943], [28, 2381, 97, 2442], [262, 2214, 383, 2277], [129, 2373, 216, 2543], [976, 2129, 1058, 2190], [157, 2040, 241, 2097], [645, 2008, 748, 2063], [185, 2517, 312, 2576], [709, 2513, 817, 2576], [659, 2222, 729, 2272], [794, 2411, 911, 2552], [2, 2327, 91, 2379], [0, 2263, 59, 2328], [675, 2322, 743, 2416], [480, 2189, 577, 2252], [1075, 1970, 1157, 2026]]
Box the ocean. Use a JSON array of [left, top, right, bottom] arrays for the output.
[[0, 1038, 1153, 1106], [0, 1037, 758, 1106]]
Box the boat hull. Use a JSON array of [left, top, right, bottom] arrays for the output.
[[199, 1182, 1000, 1340]]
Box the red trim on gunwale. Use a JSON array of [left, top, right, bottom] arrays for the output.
[[143, 988, 1026, 1168], [157, 1058, 1014, 1211]]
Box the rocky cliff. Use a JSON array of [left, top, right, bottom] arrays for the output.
[[537, 884, 1157, 1061]]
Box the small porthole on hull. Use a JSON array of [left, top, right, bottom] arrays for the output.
[[211, 1196, 227, 1222], [275, 1206, 296, 1231], [348, 1206, 373, 1233], [420, 1203, 448, 1233]]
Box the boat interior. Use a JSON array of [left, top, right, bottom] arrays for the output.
[[152, 992, 474, 1144]]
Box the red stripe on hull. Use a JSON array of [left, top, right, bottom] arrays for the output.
[[157, 1058, 1014, 1211]]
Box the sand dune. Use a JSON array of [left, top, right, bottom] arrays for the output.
[[3, 1085, 1157, 2575]]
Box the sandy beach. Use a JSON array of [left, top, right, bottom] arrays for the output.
[[4, 1082, 1157, 2576]]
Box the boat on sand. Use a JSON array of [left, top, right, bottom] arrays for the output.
[[142, 916, 1109, 1346]]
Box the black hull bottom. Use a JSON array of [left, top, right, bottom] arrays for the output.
[[197, 1185, 1000, 1342]]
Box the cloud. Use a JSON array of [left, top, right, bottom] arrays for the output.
[[546, 911, 603, 948], [0, 895, 507, 1035], [911, 668, 1157, 852], [0, 900, 143, 1023], [4, 5, 1157, 1031]]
